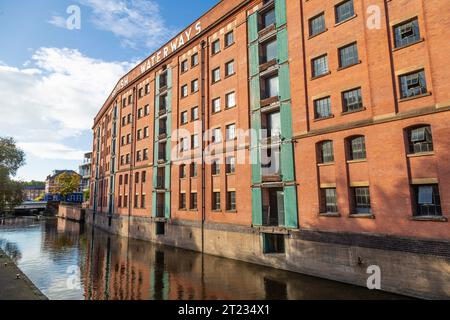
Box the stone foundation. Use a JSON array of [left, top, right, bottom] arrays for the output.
[[58, 204, 85, 222], [85, 211, 450, 299]]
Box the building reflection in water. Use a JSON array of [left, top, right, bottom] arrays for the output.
[[0, 218, 403, 300]]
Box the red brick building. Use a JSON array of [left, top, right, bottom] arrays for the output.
[[88, 0, 450, 299]]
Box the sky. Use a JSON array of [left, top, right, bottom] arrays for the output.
[[0, 0, 218, 182]]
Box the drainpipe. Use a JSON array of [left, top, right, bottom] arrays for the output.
[[200, 40, 207, 254], [128, 86, 137, 237]]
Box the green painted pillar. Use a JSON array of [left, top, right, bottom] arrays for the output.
[[284, 185, 298, 228], [252, 188, 263, 226], [275, 0, 287, 27]]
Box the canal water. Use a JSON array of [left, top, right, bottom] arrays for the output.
[[0, 217, 404, 300]]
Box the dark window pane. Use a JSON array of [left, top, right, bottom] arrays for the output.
[[400, 70, 427, 98], [342, 88, 363, 112], [309, 13, 326, 36], [349, 136, 366, 160], [314, 97, 332, 119], [394, 18, 420, 48], [339, 43, 359, 68], [335, 0, 354, 23], [414, 185, 441, 216], [408, 125, 433, 154]]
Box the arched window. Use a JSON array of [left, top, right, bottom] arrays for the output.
[[317, 140, 334, 164], [347, 136, 366, 160], [407, 125, 433, 154]]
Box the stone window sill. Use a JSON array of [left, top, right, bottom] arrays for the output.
[[347, 159, 367, 164], [319, 213, 341, 218], [349, 214, 375, 219], [407, 152, 435, 158], [313, 115, 335, 122], [341, 107, 366, 116], [226, 210, 237, 214], [317, 162, 335, 167], [308, 28, 328, 40], [337, 60, 362, 71], [311, 71, 331, 80], [399, 92, 432, 103], [410, 216, 447, 222], [334, 14, 358, 27], [392, 38, 425, 52]]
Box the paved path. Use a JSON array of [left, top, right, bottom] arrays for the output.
[[0, 249, 47, 300]]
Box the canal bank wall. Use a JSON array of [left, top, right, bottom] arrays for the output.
[[85, 211, 450, 300], [58, 204, 85, 222], [0, 248, 47, 300]]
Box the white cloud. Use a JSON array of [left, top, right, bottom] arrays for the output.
[[78, 0, 176, 49], [48, 15, 67, 29], [17, 143, 85, 161], [0, 47, 136, 160]]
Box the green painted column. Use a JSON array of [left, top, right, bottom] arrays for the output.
[[247, 12, 258, 43], [284, 185, 298, 228], [252, 188, 263, 226], [275, 0, 287, 27]]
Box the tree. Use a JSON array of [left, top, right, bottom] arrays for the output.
[[0, 137, 25, 176], [55, 172, 81, 197], [0, 137, 26, 213], [83, 188, 90, 202]]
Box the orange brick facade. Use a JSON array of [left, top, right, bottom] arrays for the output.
[[90, 0, 450, 243]]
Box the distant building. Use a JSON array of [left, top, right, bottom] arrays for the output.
[[79, 152, 92, 192], [45, 170, 81, 194], [22, 185, 45, 201]]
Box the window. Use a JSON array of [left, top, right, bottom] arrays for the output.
[[191, 163, 198, 177], [348, 136, 366, 160], [191, 134, 199, 149], [225, 60, 235, 77], [225, 31, 234, 47], [339, 42, 359, 68], [212, 98, 221, 113], [181, 84, 188, 97], [314, 96, 332, 119], [226, 156, 236, 174], [119, 175, 123, 185], [263, 233, 285, 254], [137, 108, 143, 119], [261, 38, 277, 65], [179, 193, 186, 209], [138, 88, 143, 99], [191, 53, 199, 67], [159, 72, 168, 88], [118, 195, 122, 208], [318, 141, 334, 163], [212, 160, 220, 175], [123, 195, 128, 208], [144, 104, 149, 116], [212, 192, 221, 210], [180, 138, 188, 152], [335, 0, 354, 24], [226, 123, 236, 141], [394, 18, 420, 48], [143, 149, 148, 160], [135, 172, 140, 184], [212, 67, 221, 83], [312, 54, 329, 77], [320, 188, 338, 213], [191, 106, 199, 120], [262, 74, 279, 99], [127, 134, 131, 144], [342, 87, 363, 112], [191, 79, 199, 93], [181, 111, 188, 125], [127, 114, 132, 124], [260, 8, 275, 30], [413, 185, 441, 217], [120, 155, 125, 165], [141, 194, 146, 208], [145, 84, 150, 95], [408, 125, 433, 154], [264, 111, 281, 139], [352, 187, 371, 214], [227, 191, 236, 211], [212, 40, 220, 55], [181, 59, 188, 73], [122, 116, 126, 126], [121, 136, 126, 146], [142, 171, 146, 183], [225, 92, 236, 109], [124, 174, 129, 185], [180, 164, 186, 178], [399, 70, 427, 99], [144, 126, 149, 138], [190, 192, 198, 210], [212, 128, 222, 143], [126, 154, 130, 164], [309, 13, 326, 37], [136, 150, 142, 162], [128, 94, 133, 105]]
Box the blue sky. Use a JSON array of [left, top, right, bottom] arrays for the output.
[[0, 0, 218, 181]]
